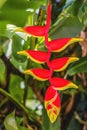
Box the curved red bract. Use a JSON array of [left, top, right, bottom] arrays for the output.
[[26, 50, 48, 63], [23, 68, 50, 81], [23, 26, 46, 37], [44, 86, 61, 123], [49, 57, 79, 71], [50, 77, 78, 90]]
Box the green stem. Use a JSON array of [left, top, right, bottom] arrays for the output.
[[23, 75, 29, 106], [0, 97, 9, 108], [0, 88, 29, 115]]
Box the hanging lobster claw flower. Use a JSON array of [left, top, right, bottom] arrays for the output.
[[23, 68, 50, 81], [47, 38, 83, 52], [17, 50, 48, 64], [44, 86, 61, 123], [49, 57, 79, 72], [22, 4, 51, 37], [50, 77, 78, 90]]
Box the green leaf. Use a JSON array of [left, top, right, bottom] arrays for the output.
[[10, 56, 28, 72], [84, 2, 87, 13], [78, 2, 87, 26], [42, 107, 60, 130], [78, 6, 84, 23], [67, 56, 87, 76], [0, 0, 7, 8], [50, 0, 83, 39], [9, 74, 25, 102], [12, 34, 27, 61], [0, 58, 6, 85], [67, 116, 82, 130], [16, 117, 29, 130], [63, 0, 77, 9], [4, 111, 19, 130], [0, 0, 46, 36]]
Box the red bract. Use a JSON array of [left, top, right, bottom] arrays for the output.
[[49, 57, 79, 72], [47, 38, 82, 52], [17, 50, 48, 64], [23, 26, 46, 37], [23, 3, 51, 37], [23, 68, 50, 81], [50, 77, 78, 90], [44, 86, 61, 123], [17, 3, 82, 123]]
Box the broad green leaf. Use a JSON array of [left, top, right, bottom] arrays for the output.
[[9, 74, 25, 102], [84, 2, 87, 13], [42, 107, 60, 130], [4, 111, 19, 130], [67, 56, 87, 76], [10, 56, 28, 72], [83, 13, 87, 26], [50, 0, 83, 39], [12, 34, 27, 61], [16, 117, 29, 130], [0, 59, 6, 85], [63, 0, 76, 9], [67, 116, 82, 130], [0, 0, 46, 36], [78, 6, 84, 23], [78, 2, 87, 26]]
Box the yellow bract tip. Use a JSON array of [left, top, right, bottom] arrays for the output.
[[23, 70, 30, 74], [17, 51, 28, 58], [70, 82, 78, 89], [71, 38, 83, 43], [13, 28, 24, 32]]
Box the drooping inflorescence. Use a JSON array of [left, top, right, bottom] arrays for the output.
[[17, 3, 82, 123]]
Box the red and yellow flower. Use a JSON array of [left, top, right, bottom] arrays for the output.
[[17, 3, 83, 123]]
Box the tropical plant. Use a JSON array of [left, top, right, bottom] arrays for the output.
[[0, 0, 87, 130]]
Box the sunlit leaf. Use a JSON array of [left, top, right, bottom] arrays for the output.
[[4, 111, 19, 130], [67, 56, 87, 76], [9, 74, 25, 102]]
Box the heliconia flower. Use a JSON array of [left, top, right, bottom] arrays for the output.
[[22, 4, 51, 37], [49, 57, 79, 72], [44, 86, 61, 123], [23, 68, 50, 81], [47, 38, 83, 52], [17, 50, 48, 64], [50, 77, 78, 90]]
